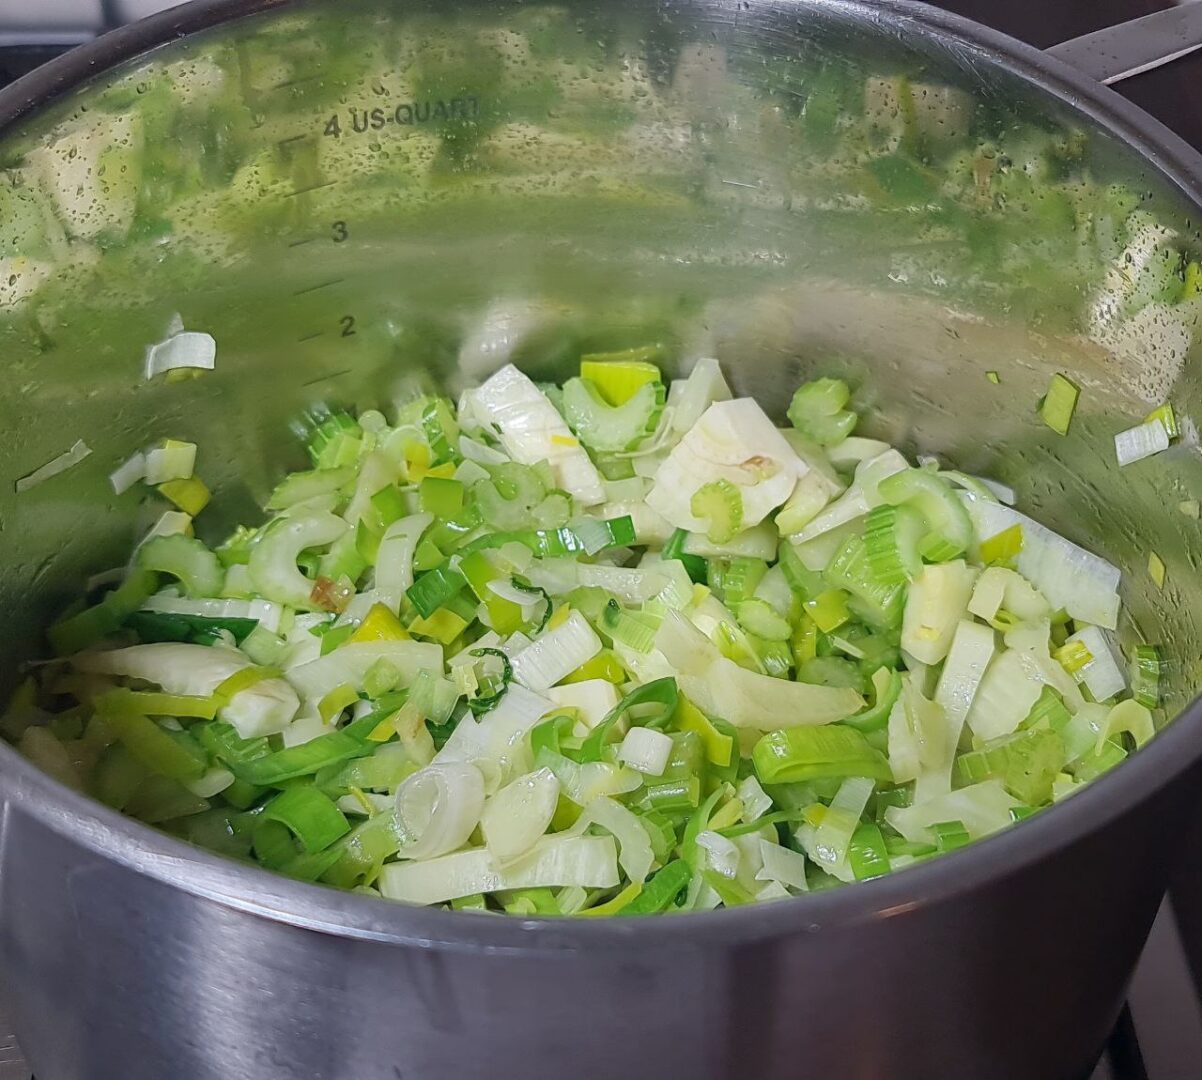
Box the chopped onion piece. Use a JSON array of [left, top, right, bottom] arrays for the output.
[[16, 439, 92, 493]]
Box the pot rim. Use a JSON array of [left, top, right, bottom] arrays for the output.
[[1, 0, 1201, 951]]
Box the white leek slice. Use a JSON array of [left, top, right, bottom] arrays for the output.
[[136, 512, 194, 553], [526, 559, 673, 605], [589, 501, 676, 546], [547, 679, 620, 733], [923, 620, 994, 799], [74, 642, 298, 737], [961, 494, 1121, 629], [537, 748, 643, 805], [752, 564, 794, 617], [144, 441, 197, 485], [109, 451, 146, 494], [738, 775, 774, 822], [647, 399, 808, 533], [616, 726, 673, 775], [480, 767, 560, 866], [966, 649, 1047, 741], [185, 766, 235, 799], [655, 611, 862, 728], [286, 640, 443, 701], [1098, 699, 1154, 753], [776, 431, 846, 533], [569, 796, 655, 884], [338, 791, 392, 816], [458, 434, 509, 465], [436, 684, 554, 791], [144, 331, 216, 380], [809, 776, 874, 874], [16, 439, 92, 494], [887, 674, 945, 784], [755, 839, 809, 892], [886, 780, 1018, 844], [377, 835, 619, 906], [826, 436, 891, 469], [682, 522, 779, 561], [395, 762, 486, 860], [1065, 625, 1127, 702], [668, 356, 731, 434], [510, 611, 601, 692], [789, 448, 908, 544], [141, 594, 284, 634], [248, 511, 348, 609], [471, 364, 604, 505], [1114, 419, 1170, 466], [696, 829, 741, 879], [343, 451, 401, 528], [901, 560, 978, 665]]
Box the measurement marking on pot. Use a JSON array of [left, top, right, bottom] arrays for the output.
[[286, 179, 339, 198], [292, 278, 345, 297], [721, 178, 758, 188], [277, 133, 309, 147], [322, 97, 481, 138], [302, 367, 352, 387], [273, 73, 323, 90], [297, 331, 325, 343], [287, 236, 318, 248]]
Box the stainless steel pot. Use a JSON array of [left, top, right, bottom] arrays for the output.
[[3, 2, 1202, 1078]]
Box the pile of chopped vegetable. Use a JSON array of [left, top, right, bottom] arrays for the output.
[[2, 355, 1165, 915]]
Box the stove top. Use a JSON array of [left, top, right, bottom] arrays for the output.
[[2, 2, 1202, 1079]]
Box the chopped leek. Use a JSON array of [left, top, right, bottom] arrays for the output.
[[1039, 373, 1079, 436], [19, 356, 1168, 915]]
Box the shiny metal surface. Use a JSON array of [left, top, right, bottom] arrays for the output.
[[1048, 4, 1202, 85], [3, 1, 1202, 1078]]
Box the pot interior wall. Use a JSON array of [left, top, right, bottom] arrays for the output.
[[0, 0, 1199, 716]]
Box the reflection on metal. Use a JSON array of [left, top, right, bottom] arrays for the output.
[[1048, 5, 1202, 85]]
